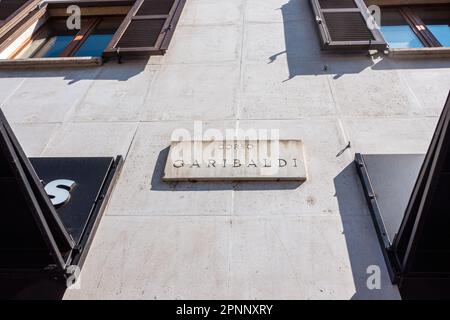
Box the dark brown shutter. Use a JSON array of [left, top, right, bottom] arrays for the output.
[[0, 0, 29, 21], [310, 0, 387, 51], [0, 0, 40, 38], [104, 0, 186, 57]]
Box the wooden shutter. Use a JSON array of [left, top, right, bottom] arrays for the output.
[[0, 0, 40, 25], [0, 0, 41, 38], [0, 0, 29, 21], [104, 0, 186, 57], [310, 0, 387, 51]]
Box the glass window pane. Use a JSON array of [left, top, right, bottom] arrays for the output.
[[15, 38, 47, 59], [427, 25, 450, 47], [34, 35, 74, 58], [380, 25, 425, 48], [415, 6, 450, 47], [74, 34, 113, 57], [44, 36, 74, 57], [380, 9, 424, 49]]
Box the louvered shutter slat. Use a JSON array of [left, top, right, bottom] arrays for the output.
[[319, 0, 357, 9], [310, 0, 387, 51], [136, 0, 175, 15], [116, 19, 165, 48], [104, 0, 186, 57], [0, 0, 41, 42], [0, 0, 29, 21], [323, 12, 375, 41]]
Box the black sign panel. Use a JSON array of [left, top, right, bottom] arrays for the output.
[[394, 93, 450, 275], [356, 92, 450, 299], [0, 110, 73, 270], [0, 109, 122, 299], [30, 157, 115, 244]]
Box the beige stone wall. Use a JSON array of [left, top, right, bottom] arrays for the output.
[[366, 0, 450, 6]]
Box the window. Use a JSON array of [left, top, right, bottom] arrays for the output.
[[380, 9, 423, 49], [416, 6, 450, 47], [0, 0, 187, 64], [310, 0, 450, 53], [9, 16, 124, 59], [379, 5, 450, 49]]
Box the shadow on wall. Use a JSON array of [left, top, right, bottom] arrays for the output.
[[272, 0, 450, 80], [150, 146, 304, 191], [0, 58, 150, 84], [333, 163, 400, 299]]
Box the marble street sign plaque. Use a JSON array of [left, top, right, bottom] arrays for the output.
[[163, 140, 307, 181]]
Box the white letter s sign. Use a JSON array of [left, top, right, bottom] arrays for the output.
[[44, 179, 76, 206]]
